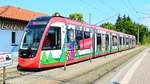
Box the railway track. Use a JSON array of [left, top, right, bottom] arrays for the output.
[[59, 46, 146, 84], [0, 46, 145, 84]]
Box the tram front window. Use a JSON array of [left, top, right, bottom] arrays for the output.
[[21, 27, 44, 50], [19, 17, 50, 58]]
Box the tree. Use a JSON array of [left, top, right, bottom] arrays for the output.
[[69, 13, 84, 22], [123, 15, 135, 34], [115, 15, 135, 34], [52, 12, 61, 16], [112, 14, 150, 44], [100, 22, 116, 30], [115, 15, 123, 32], [138, 24, 149, 44]]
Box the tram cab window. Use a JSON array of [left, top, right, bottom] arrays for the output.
[[42, 26, 61, 50], [75, 30, 83, 49]]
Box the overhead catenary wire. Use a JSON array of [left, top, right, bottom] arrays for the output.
[[121, 0, 134, 16], [96, 0, 119, 24], [127, 0, 137, 12], [122, 0, 144, 45], [94, 14, 118, 25], [79, 0, 118, 25], [79, 0, 109, 18], [96, 0, 118, 14], [124, 0, 140, 21], [136, 11, 150, 15]]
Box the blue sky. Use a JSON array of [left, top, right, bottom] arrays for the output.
[[0, 0, 150, 30]]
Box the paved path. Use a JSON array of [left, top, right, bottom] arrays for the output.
[[110, 47, 150, 84]]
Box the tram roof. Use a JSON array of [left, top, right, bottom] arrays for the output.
[[50, 16, 132, 36], [33, 16, 135, 37]]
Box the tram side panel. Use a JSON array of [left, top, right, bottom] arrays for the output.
[[39, 23, 94, 66]]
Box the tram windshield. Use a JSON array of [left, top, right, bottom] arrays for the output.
[[21, 17, 51, 50], [21, 26, 45, 50]]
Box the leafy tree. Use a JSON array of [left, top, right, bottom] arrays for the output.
[[102, 14, 150, 44], [138, 24, 149, 44], [101, 22, 116, 30], [69, 13, 84, 22], [123, 15, 135, 34], [115, 15, 123, 32], [52, 12, 61, 16]]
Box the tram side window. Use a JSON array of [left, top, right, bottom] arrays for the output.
[[97, 33, 101, 48], [119, 37, 122, 45], [75, 30, 83, 49], [132, 39, 134, 45], [42, 27, 61, 50], [126, 38, 129, 45], [130, 38, 132, 45], [84, 32, 90, 39], [84, 31, 91, 49], [129, 38, 131, 45], [123, 37, 126, 45], [112, 36, 117, 46], [106, 34, 109, 46], [131, 39, 133, 45], [67, 29, 74, 43], [131, 38, 133, 46]]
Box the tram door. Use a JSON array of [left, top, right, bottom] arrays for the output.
[[101, 34, 106, 53], [119, 36, 121, 50], [119, 35, 123, 50], [92, 30, 95, 57], [110, 33, 112, 52], [106, 33, 110, 52], [117, 35, 120, 51], [96, 33, 102, 54]]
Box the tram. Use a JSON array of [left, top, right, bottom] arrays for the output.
[[18, 16, 136, 68]]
